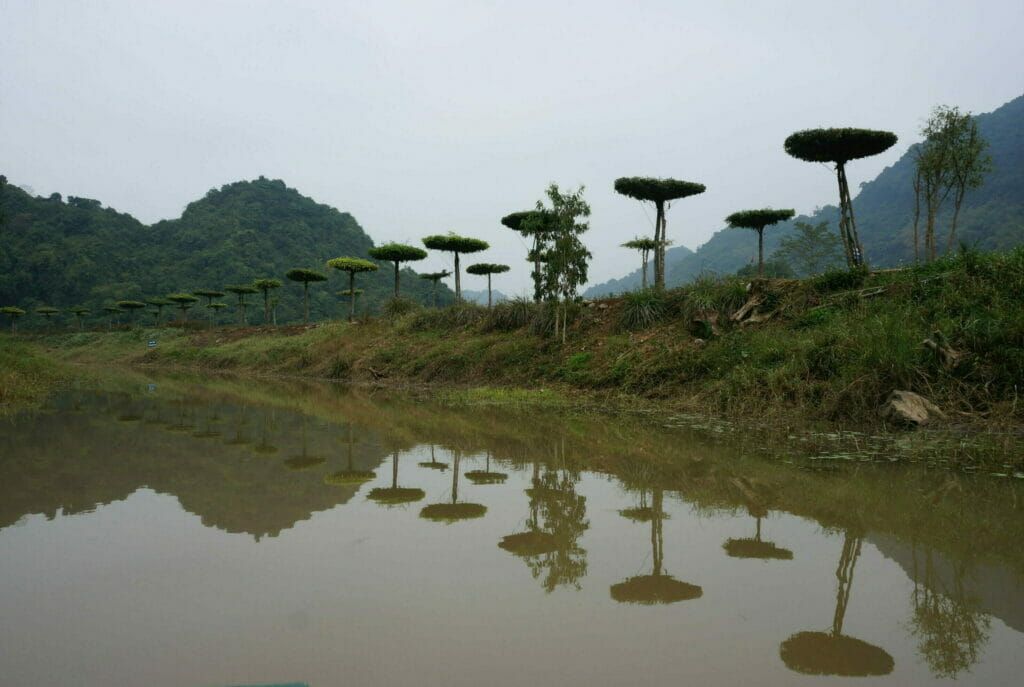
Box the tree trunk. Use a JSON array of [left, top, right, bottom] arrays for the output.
[[487, 274, 492, 308], [302, 282, 309, 324], [392, 261, 400, 297], [431, 279, 438, 308], [757, 227, 765, 277], [654, 200, 666, 290], [348, 272, 356, 322], [836, 162, 865, 267], [641, 247, 649, 289], [263, 291, 270, 325], [454, 252, 462, 301], [947, 186, 967, 254]]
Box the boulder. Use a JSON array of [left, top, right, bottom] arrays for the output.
[[880, 390, 947, 426]]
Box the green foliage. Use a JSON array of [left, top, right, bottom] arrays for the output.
[[382, 296, 419, 318], [736, 260, 795, 278], [725, 209, 796, 229], [613, 177, 706, 203], [367, 243, 428, 263], [117, 300, 145, 310], [421, 233, 489, 254], [618, 289, 666, 330], [784, 128, 898, 164], [773, 221, 845, 276], [285, 269, 326, 284], [622, 237, 661, 251], [466, 263, 510, 276], [812, 266, 869, 293], [252, 278, 283, 292], [483, 297, 536, 332], [537, 183, 591, 304]]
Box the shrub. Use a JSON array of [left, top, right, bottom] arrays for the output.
[[618, 289, 666, 330], [812, 266, 868, 293]]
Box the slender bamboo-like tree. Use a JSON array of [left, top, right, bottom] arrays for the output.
[[166, 293, 199, 321], [466, 263, 510, 307], [614, 177, 705, 290], [367, 243, 428, 297], [252, 278, 282, 326], [1, 306, 26, 333], [725, 209, 795, 277], [422, 233, 489, 301], [36, 306, 59, 330], [537, 183, 591, 343], [418, 270, 451, 308], [192, 289, 225, 327], [117, 300, 147, 325], [327, 258, 378, 322], [784, 128, 897, 267], [285, 269, 327, 325], [621, 237, 665, 290], [70, 305, 90, 330], [225, 284, 259, 325]]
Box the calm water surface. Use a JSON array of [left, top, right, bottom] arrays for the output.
[[1, 375, 1022, 686]]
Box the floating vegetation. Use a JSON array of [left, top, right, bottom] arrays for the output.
[[284, 455, 326, 470], [324, 470, 376, 486], [464, 470, 508, 484], [609, 575, 702, 604], [780, 632, 894, 677], [497, 531, 559, 556], [367, 487, 425, 505], [419, 502, 487, 523]]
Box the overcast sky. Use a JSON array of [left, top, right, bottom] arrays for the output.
[[3, 0, 1023, 294]]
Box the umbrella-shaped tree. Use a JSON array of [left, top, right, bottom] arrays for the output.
[[418, 444, 449, 471], [368, 445, 425, 506], [102, 304, 123, 328], [621, 237, 665, 290], [420, 449, 487, 523], [192, 289, 225, 327], [146, 297, 173, 324], [465, 263, 509, 308], [422, 233, 489, 301], [502, 210, 556, 302], [465, 450, 508, 484], [206, 302, 228, 326], [418, 271, 451, 308], [285, 269, 328, 325], [2, 306, 26, 333], [614, 177, 706, 290], [367, 243, 428, 298], [69, 305, 90, 330], [784, 128, 897, 267], [117, 300, 147, 325], [324, 422, 376, 485], [723, 505, 793, 560], [225, 284, 258, 325], [779, 529, 894, 676], [336, 289, 364, 318], [36, 306, 59, 330], [327, 258, 378, 322], [166, 293, 199, 321], [725, 209, 796, 278], [252, 278, 282, 326]]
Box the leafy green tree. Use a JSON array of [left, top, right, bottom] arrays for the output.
[[466, 263, 510, 307], [117, 300, 147, 325], [146, 297, 173, 324], [207, 302, 228, 325], [225, 284, 258, 325], [784, 128, 897, 267], [102, 304, 123, 328], [536, 184, 591, 342], [1, 306, 26, 333], [252, 278, 282, 326], [166, 293, 199, 321], [192, 289, 225, 327], [35, 306, 59, 330], [621, 237, 666, 290], [725, 209, 795, 277], [367, 243, 428, 297], [422, 233, 489, 301], [418, 270, 451, 308], [502, 210, 556, 302], [69, 305, 90, 330], [337, 289, 363, 318], [327, 258, 378, 322], [285, 269, 327, 324], [614, 177, 706, 290], [772, 220, 844, 276]]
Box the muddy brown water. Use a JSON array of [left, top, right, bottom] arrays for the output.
[[1, 374, 1022, 686]]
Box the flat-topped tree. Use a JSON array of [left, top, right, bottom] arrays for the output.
[[337, 289, 364, 318], [225, 284, 258, 325], [614, 177, 705, 290], [422, 233, 489, 301], [784, 128, 897, 267], [502, 210, 556, 302], [251, 278, 282, 326], [621, 237, 666, 290], [146, 298, 172, 324], [725, 209, 796, 277], [69, 305, 90, 330], [466, 263, 510, 308], [285, 269, 327, 324], [192, 289, 225, 327], [36, 306, 59, 330], [1, 306, 26, 333], [418, 270, 451, 308], [116, 300, 147, 325], [101, 304, 123, 328], [367, 243, 428, 298], [206, 302, 228, 326], [166, 293, 199, 321], [327, 258, 378, 322]]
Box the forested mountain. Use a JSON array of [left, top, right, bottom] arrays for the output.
[[587, 93, 1024, 295], [0, 177, 453, 325]]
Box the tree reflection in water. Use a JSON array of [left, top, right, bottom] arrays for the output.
[[723, 505, 793, 561], [420, 449, 486, 523], [368, 449, 425, 505]]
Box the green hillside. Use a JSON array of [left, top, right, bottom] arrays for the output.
[[587, 94, 1024, 295], [0, 177, 453, 325]]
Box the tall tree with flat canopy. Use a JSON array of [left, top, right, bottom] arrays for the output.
[[327, 257, 378, 322], [166, 293, 199, 321], [466, 263, 510, 307], [225, 284, 258, 325], [422, 233, 489, 301], [367, 243, 428, 297], [1, 306, 26, 333], [117, 300, 147, 325], [146, 297, 172, 324], [337, 289, 363, 317], [502, 210, 555, 302], [418, 270, 451, 307], [36, 306, 59, 330], [285, 269, 327, 324], [192, 289, 225, 327], [614, 177, 706, 290], [207, 302, 228, 326], [725, 209, 795, 277], [784, 128, 897, 267], [102, 304, 123, 328], [70, 305, 90, 330], [621, 237, 665, 290], [252, 278, 282, 326]]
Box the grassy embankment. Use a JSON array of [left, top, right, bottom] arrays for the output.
[[13, 246, 1024, 428], [0, 339, 85, 414]]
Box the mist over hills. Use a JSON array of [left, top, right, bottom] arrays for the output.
[[587, 94, 1024, 296]]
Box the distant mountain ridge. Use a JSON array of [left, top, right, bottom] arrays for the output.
[[587, 93, 1024, 295]]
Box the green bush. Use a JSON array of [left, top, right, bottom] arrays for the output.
[[618, 289, 666, 330]]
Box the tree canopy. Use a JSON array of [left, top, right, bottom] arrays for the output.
[[784, 128, 898, 164], [613, 177, 706, 203], [328, 257, 379, 321], [465, 263, 509, 276], [368, 243, 427, 297], [725, 209, 796, 230], [422, 233, 489, 300]]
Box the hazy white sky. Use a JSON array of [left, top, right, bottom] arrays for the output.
[[3, 0, 1022, 293]]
